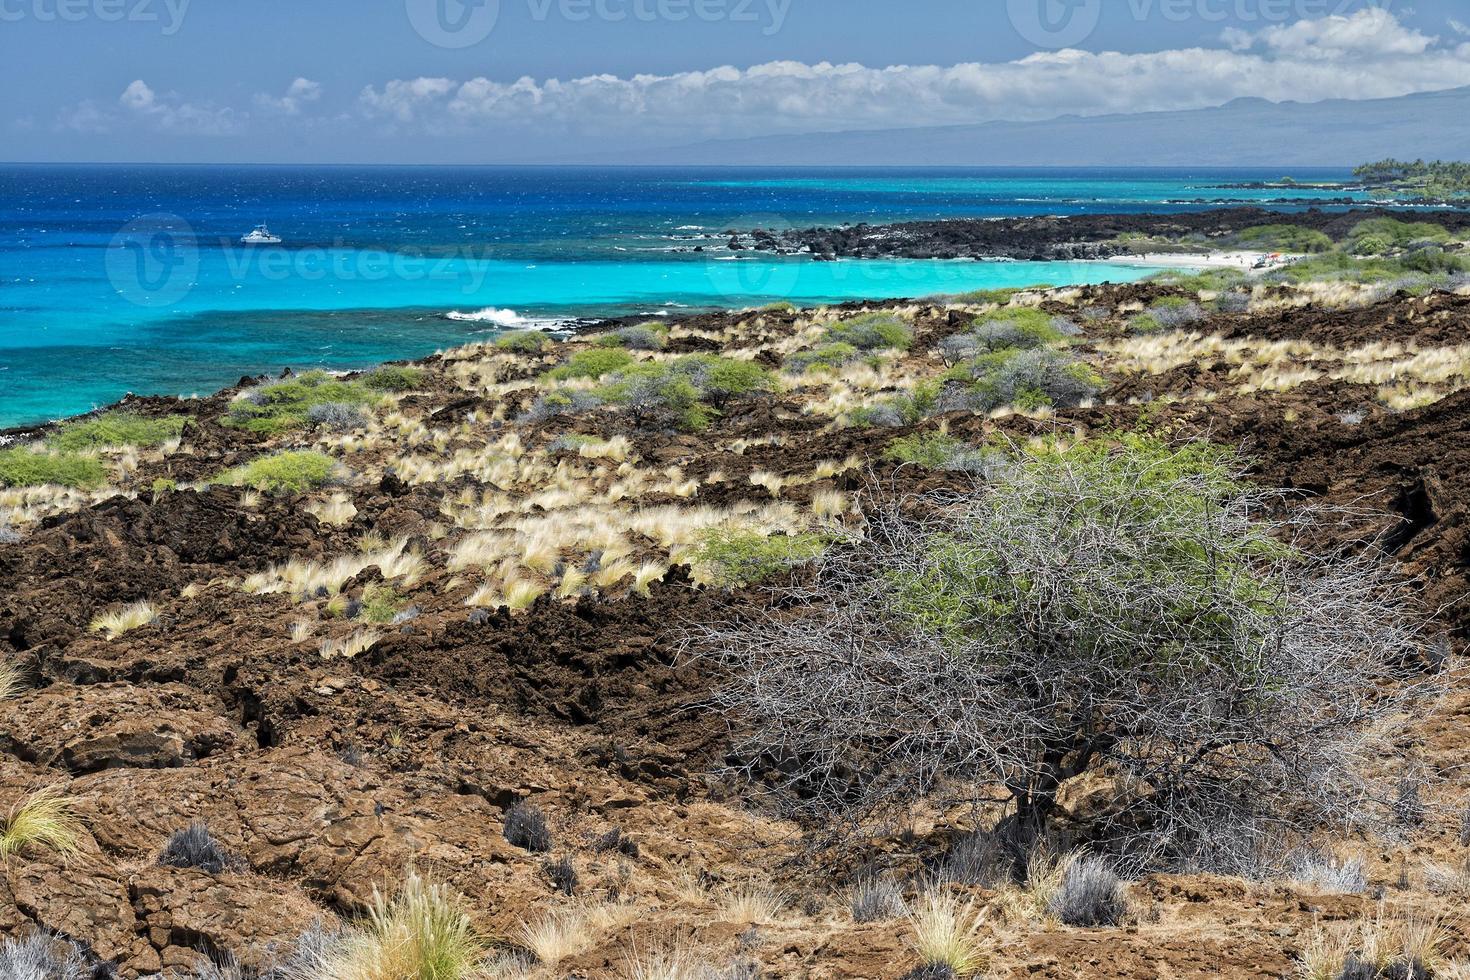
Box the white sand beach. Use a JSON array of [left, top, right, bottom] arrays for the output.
[[1105, 250, 1299, 271]]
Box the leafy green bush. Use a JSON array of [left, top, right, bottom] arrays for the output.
[[359, 585, 406, 624], [884, 433, 994, 473], [759, 301, 797, 313], [595, 322, 668, 350], [547, 347, 636, 381], [363, 366, 425, 392], [225, 372, 380, 436], [1233, 224, 1334, 254], [827, 312, 913, 351], [1146, 268, 1247, 293], [49, 412, 189, 452], [1348, 217, 1451, 250], [942, 349, 1102, 414], [594, 355, 775, 430], [495, 330, 550, 354], [216, 450, 338, 493], [1279, 250, 1470, 284], [0, 448, 107, 489], [945, 286, 1050, 305], [784, 342, 861, 375], [851, 380, 942, 428], [692, 528, 829, 587], [682, 355, 777, 408]]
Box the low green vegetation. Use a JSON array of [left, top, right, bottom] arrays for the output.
[[595, 321, 668, 350], [1233, 224, 1333, 254], [692, 527, 829, 587], [362, 365, 426, 392], [596, 354, 777, 431], [494, 330, 550, 354], [1346, 217, 1451, 257], [224, 371, 382, 436], [1272, 248, 1469, 284], [1146, 268, 1246, 293], [216, 450, 338, 493], [359, 585, 406, 624], [945, 285, 1049, 306], [884, 432, 994, 473], [1128, 296, 1206, 334], [48, 411, 189, 452], [547, 347, 636, 381], [0, 447, 107, 489], [826, 311, 913, 351], [784, 342, 861, 375]]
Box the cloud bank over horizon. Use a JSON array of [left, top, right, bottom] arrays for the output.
[[40, 9, 1470, 161]]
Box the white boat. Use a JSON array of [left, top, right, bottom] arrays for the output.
[[240, 224, 282, 245]]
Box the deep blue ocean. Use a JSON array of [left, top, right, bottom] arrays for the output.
[[0, 165, 1363, 427]]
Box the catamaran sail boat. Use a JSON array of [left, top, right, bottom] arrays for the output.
[[240, 223, 282, 245]]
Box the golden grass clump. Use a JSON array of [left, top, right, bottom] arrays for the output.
[[720, 883, 787, 925], [515, 902, 638, 967], [908, 892, 990, 977], [297, 873, 483, 980], [0, 660, 22, 701], [87, 600, 158, 640], [0, 786, 84, 859]]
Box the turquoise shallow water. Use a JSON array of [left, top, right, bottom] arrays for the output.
[[0, 165, 1358, 427]]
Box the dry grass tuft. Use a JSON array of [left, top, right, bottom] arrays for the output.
[[0, 786, 84, 860], [908, 892, 990, 977], [290, 873, 483, 980], [86, 600, 158, 640], [720, 883, 788, 925], [0, 661, 22, 701]]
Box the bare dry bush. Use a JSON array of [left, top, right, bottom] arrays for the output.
[[686, 437, 1439, 873]]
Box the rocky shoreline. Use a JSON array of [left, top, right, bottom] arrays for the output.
[[729, 205, 1470, 261]]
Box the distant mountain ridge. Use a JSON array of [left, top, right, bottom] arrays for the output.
[[601, 87, 1470, 167]]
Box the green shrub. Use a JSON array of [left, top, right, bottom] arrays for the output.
[[1348, 217, 1451, 250], [224, 371, 380, 435], [827, 312, 913, 351], [594, 322, 669, 351], [0, 448, 106, 489], [883, 433, 994, 473], [945, 286, 1051, 305], [49, 412, 188, 452], [151, 478, 177, 494], [1350, 235, 1392, 257], [216, 450, 338, 493], [363, 366, 425, 392], [682, 355, 777, 408], [1233, 224, 1334, 253], [1279, 250, 1470, 284], [1146, 268, 1246, 293], [784, 342, 861, 375], [971, 307, 1071, 350], [495, 330, 550, 354], [759, 301, 797, 313], [693, 528, 829, 587], [360, 585, 406, 624], [598, 363, 709, 431], [548, 348, 636, 381]]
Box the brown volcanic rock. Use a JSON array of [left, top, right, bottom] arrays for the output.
[[129, 866, 329, 972], [0, 682, 242, 773]]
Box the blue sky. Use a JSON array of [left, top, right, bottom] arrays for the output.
[[4, 0, 1468, 162]]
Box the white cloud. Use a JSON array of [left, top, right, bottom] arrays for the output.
[[113, 78, 238, 135], [255, 78, 323, 115], [53, 10, 1470, 152], [1452, 18, 1470, 37], [1239, 7, 1436, 59], [354, 9, 1470, 145]]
